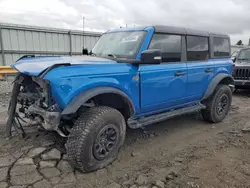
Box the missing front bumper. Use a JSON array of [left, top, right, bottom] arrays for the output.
[[27, 104, 60, 131]]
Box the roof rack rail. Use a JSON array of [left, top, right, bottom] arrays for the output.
[[16, 55, 35, 62]]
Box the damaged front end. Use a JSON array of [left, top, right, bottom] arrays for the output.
[[6, 74, 62, 138]]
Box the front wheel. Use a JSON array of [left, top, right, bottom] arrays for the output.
[[66, 106, 126, 172], [201, 84, 232, 123]]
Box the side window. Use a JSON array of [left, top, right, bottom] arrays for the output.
[[213, 37, 230, 57], [149, 34, 181, 62], [187, 36, 209, 61]]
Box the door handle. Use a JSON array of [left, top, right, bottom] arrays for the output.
[[174, 71, 185, 76], [205, 68, 213, 73]]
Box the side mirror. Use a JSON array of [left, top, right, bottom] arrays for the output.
[[231, 57, 236, 62], [140, 49, 162, 64], [82, 48, 88, 55]]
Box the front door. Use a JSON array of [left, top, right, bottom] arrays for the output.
[[139, 34, 187, 115]]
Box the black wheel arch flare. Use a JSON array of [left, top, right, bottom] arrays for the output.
[[61, 87, 135, 116], [202, 73, 234, 100]]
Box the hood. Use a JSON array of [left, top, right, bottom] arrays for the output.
[[12, 56, 117, 76], [235, 60, 250, 67]]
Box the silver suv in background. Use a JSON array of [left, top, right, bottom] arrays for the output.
[[232, 48, 250, 89]]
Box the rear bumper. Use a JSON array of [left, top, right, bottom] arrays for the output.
[[234, 79, 250, 87]]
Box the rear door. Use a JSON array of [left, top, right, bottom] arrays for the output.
[[212, 36, 232, 75], [139, 34, 188, 115], [186, 36, 214, 102]]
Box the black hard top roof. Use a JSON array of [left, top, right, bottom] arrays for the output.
[[153, 25, 229, 38]]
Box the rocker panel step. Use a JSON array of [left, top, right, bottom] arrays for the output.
[[128, 103, 206, 129]]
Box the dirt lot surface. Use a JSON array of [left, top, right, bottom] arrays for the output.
[[0, 91, 250, 188]]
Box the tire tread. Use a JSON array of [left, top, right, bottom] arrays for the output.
[[201, 84, 232, 123]]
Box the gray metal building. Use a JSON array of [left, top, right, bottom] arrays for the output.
[[0, 23, 101, 66]]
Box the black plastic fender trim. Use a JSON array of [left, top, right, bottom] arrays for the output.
[[61, 87, 135, 116], [202, 73, 234, 100], [39, 63, 71, 78], [15, 55, 35, 62]]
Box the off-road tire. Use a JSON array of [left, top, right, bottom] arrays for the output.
[[66, 106, 126, 172], [201, 84, 232, 123]]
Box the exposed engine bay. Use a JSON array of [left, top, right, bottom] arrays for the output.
[[6, 74, 71, 138]]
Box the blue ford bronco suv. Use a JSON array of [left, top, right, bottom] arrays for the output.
[[7, 25, 234, 172]]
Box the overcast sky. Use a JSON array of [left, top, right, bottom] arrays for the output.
[[0, 0, 249, 45]]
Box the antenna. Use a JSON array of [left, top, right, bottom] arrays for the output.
[[82, 16, 88, 55], [83, 16, 85, 48]]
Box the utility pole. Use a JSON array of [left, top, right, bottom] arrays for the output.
[[83, 16, 85, 47], [82, 16, 88, 54]]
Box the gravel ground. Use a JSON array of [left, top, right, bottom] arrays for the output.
[[0, 91, 250, 188], [0, 93, 10, 110], [0, 81, 12, 94]]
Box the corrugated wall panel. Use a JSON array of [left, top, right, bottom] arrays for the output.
[[58, 34, 65, 52], [71, 35, 97, 53], [32, 31, 40, 52], [5, 54, 14, 65], [2, 29, 11, 50], [0, 30, 1, 51], [46, 33, 53, 52], [75, 35, 81, 52], [9, 29, 19, 51], [39, 32, 47, 52], [63, 34, 70, 52], [25, 31, 34, 51], [0, 23, 101, 66], [85, 36, 91, 51], [71, 34, 76, 53], [52, 33, 59, 52], [18, 30, 27, 51]]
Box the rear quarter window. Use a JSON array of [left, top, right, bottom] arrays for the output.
[[213, 37, 230, 57]]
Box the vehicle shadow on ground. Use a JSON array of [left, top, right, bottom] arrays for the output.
[[233, 89, 250, 97], [124, 90, 245, 147], [124, 112, 207, 146]]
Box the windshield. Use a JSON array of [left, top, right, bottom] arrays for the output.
[[238, 49, 250, 60], [91, 31, 146, 59]]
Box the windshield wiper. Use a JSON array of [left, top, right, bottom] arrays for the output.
[[107, 54, 117, 58], [238, 58, 249, 60]]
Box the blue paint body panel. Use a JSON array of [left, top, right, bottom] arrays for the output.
[[44, 63, 140, 112], [11, 26, 233, 119], [139, 63, 187, 114], [186, 60, 215, 102]]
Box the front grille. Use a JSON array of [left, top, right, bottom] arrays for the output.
[[234, 68, 250, 80]]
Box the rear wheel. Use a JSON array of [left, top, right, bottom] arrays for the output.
[[201, 84, 232, 123], [66, 106, 126, 172]]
